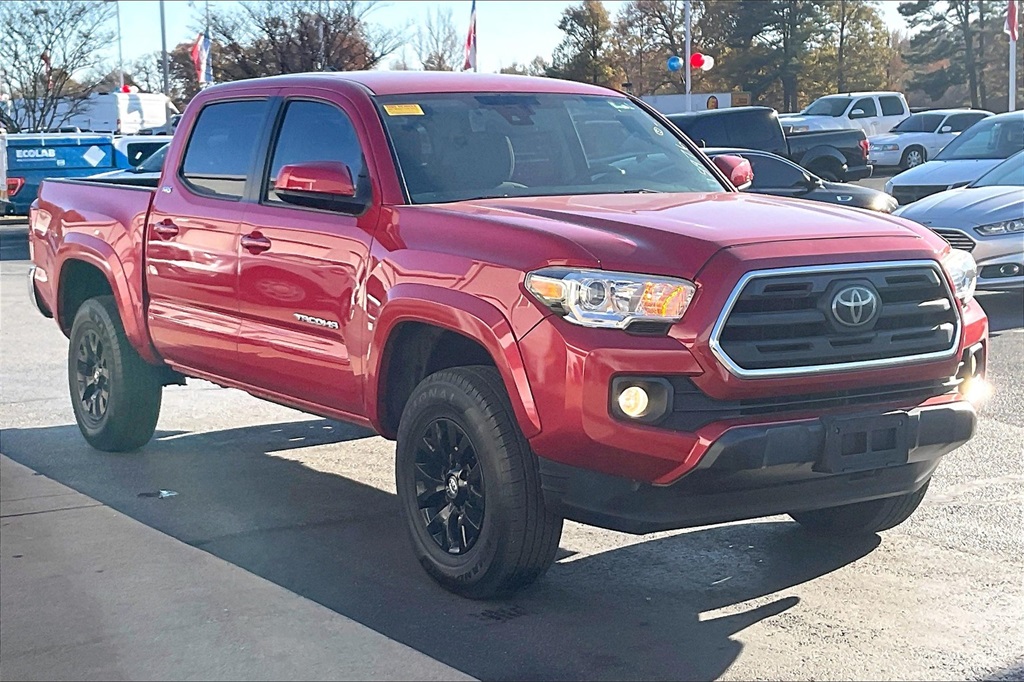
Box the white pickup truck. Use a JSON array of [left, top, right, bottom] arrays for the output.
[[780, 91, 910, 137]]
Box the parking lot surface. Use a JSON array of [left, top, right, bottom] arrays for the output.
[[1, 224, 1022, 679]]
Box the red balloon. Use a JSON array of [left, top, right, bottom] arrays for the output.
[[121, 84, 130, 93], [690, 53, 705, 68]]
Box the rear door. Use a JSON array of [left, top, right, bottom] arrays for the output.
[[878, 95, 909, 134], [235, 93, 381, 414], [146, 97, 273, 376]]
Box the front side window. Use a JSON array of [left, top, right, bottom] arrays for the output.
[[743, 154, 807, 189], [378, 93, 724, 204], [181, 100, 269, 199], [850, 98, 878, 119], [804, 96, 851, 117], [936, 117, 1024, 161], [892, 113, 944, 133], [264, 100, 367, 204], [879, 96, 905, 116]]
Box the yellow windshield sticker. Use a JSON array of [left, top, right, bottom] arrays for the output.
[[383, 103, 424, 116]]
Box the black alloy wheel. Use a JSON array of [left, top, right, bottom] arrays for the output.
[[74, 329, 111, 427], [414, 418, 486, 555]]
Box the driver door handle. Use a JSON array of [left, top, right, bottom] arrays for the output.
[[151, 219, 179, 238], [240, 232, 272, 254]]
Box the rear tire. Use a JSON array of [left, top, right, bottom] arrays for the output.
[[811, 165, 841, 182], [789, 481, 930, 536], [901, 146, 926, 169], [396, 365, 563, 599], [68, 296, 162, 452]]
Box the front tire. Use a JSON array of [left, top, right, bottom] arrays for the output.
[[396, 366, 562, 599], [901, 146, 926, 169], [789, 481, 930, 536], [68, 296, 162, 452]]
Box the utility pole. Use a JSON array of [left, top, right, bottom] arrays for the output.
[[684, 0, 692, 112], [115, 1, 123, 90], [160, 0, 169, 97]]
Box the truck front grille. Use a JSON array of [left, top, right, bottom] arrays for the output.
[[710, 261, 960, 377], [931, 228, 976, 252]]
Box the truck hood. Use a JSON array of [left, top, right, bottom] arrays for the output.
[[895, 185, 1024, 227], [889, 159, 1002, 188], [425, 192, 925, 277]]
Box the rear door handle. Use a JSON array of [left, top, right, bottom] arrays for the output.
[[240, 232, 272, 254], [151, 219, 179, 238]]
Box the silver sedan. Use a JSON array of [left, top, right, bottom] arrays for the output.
[[894, 151, 1024, 291]]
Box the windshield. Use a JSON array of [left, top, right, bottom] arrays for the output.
[[377, 93, 724, 204], [136, 143, 168, 173], [970, 151, 1024, 187], [891, 113, 944, 133], [935, 115, 1024, 161], [802, 96, 851, 117]]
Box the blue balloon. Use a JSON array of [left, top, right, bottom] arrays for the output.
[[667, 55, 683, 72]]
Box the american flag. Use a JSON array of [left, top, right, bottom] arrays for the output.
[[463, 0, 477, 72], [1007, 1, 1019, 41], [190, 33, 213, 85]]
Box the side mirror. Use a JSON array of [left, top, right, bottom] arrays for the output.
[[711, 154, 754, 190], [939, 125, 953, 133], [274, 161, 360, 212], [799, 173, 822, 192], [849, 108, 867, 119]]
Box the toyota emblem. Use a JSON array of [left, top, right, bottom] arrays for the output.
[[831, 285, 878, 327]]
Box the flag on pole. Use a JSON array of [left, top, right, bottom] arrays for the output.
[[463, 0, 477, 72], [1007, 0, 1019, 41], [190, 32, 212, 84]]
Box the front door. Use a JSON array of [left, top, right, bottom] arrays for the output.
[[236, 95, 380, 415], [146, 98, 272, 376]]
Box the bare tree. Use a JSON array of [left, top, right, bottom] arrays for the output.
[[208, 0, 405, 80], [415, 7, 462, 71], [0, 0, 115, 131]]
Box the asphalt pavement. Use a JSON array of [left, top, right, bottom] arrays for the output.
[[1, 218, 1022, 680]]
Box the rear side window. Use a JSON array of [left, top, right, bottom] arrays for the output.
[[181, 100, 269, 199], [945, 113, 988, 133], [727, 112, 786, 153], [124, 141, 167, 167], [264, 100, 366, 204], [879, 96, 905, 116], [672, 115, 725, 147]]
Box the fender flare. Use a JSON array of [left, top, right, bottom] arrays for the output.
[[368, 283, 542, 438], [56, 234, 160, 364], [799, 147, 848, 176]]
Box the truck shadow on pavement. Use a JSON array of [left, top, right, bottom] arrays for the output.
[[2, 420, 880, 681]]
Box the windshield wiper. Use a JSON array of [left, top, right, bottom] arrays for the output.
[[621, 188, 662, 194]]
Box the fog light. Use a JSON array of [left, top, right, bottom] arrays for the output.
[[617, 386, 650, 418], [961, 377, 993, 405]]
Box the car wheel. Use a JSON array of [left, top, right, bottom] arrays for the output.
[[901, 147, 926, 169], [396, 365, 563, 599], [68, 296, 162, 452], [789, 480, 929, 536]]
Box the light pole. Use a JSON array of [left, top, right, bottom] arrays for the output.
[[160, 0, 169, 97], [102, 0, 124, 90]]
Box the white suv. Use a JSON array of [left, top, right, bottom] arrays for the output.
[[779, 92, 910, 136]]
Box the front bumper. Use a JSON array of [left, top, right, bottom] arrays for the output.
[[869, 149, 903, 167], [539, 400, 975, 534], [27, 266, 52, 318]]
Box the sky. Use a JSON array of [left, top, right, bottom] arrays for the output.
[[106, 0, 910, 76]]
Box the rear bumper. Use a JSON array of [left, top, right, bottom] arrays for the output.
[[539, 400, 975, 534], [844, 163, 872, 181]]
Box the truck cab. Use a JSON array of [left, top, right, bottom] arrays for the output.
[[780, 91, 910, 136]]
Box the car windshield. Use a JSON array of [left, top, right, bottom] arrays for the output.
[[891, 113, 944, 133], [970, 151, 1024, 187], [376, 92, 724, 204], [135, 143, 168, 173], [802, 96, 851, 117], [935, 115, 1024, 160]]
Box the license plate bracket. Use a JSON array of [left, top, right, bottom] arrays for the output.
[[816, 412, 910, 474]]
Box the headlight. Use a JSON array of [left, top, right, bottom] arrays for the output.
[[870, 144, 900, 152], [975, 219, 1024, 236], [941, 249, 977, 304], [525, 268, 696, 329]]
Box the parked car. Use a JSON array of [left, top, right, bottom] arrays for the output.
[[778, 91, 910, 136], [667, 106, 872, 181], [5, 133, 118, 214], [869, 109, 993, 170], [885, 111, 1024, 205], [28, 72, 986, 599], [894, 151, 1023, 291], [705, 147, 897, 213]]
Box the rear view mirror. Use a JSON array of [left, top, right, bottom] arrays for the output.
[[711, 154, 754, 190], [274, 161, 361, 212]]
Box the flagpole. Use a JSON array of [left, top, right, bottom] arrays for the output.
[[1011, 1, 1019, 111], [684, 0, 692, 112], [160, 0, 169, 97]]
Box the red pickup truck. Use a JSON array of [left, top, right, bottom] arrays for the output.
[[28, 73, 987, 599]]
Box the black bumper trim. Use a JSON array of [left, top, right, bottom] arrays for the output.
[[539, 401, 975, 535]]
